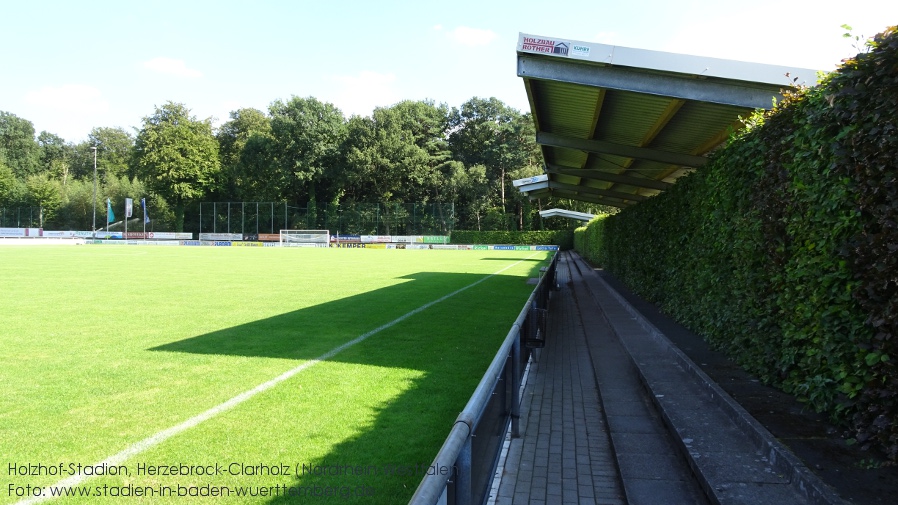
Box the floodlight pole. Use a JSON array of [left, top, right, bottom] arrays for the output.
[[90, 146, 97, 239]]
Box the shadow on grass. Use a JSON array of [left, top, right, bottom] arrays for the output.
[[151, 271, 516, 363], [149, 266, 544, 503]]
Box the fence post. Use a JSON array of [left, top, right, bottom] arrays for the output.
[[511, 324, 522, 438], [457, 436, 472, 505]]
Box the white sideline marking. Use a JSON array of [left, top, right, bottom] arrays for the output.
[[17, 253, 541, 504]]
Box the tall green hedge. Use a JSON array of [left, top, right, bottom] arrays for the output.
[[451, 229, 573, 249], [575, 27, 898, 461]]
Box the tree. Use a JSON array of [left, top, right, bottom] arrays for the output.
[[448, 98, 541, 219], [0, 111, 40, 178], [0, 161, 16, 207], [215, 107, 271, 201], [103, 175, 148, 227], [25, 174, 62, 227], [88, 127, 135, 180], [452, 163, 491, 231], [341, 100, 453, 204], [56, 179, 94, 230], [268, 96, 345, 206], [37, 131, 71, 184], [133, 102, 220, 231]]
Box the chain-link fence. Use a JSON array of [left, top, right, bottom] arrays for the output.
[[3, 201, 579, 234], [191, 202, 456, 236], [0, 207, 42, 228]]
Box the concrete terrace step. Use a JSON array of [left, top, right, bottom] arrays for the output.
[[567, 251, 849, 505], [565, 256, 708, 505]]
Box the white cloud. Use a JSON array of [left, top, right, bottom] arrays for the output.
[[328, 71, 400, 118], [448, 26, 498, 47], [143, 57, 202, 78]]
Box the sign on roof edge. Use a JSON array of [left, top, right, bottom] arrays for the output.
[[516, 32, 821, 86], [519, 35, 592, 60]]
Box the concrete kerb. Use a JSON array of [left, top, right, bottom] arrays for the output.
[[577, 257, 849, 505]]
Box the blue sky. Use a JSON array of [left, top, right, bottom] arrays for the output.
[[2, 0, 895, 143]]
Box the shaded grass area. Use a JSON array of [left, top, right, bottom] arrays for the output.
[[0, 246, 549, 504]]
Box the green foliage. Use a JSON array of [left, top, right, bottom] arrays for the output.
[[448, 98, 540, 212], [342, 100, 452, 205], [37, 131, 71, 182], [575, 26, 898, 461], [88, 127, 135, 180], [0, 161, 16, 206], [54, 178, 95, 230], [24, 173, 62, 227], [269, 96, 346, 205], [0, 111, 40, 177], [215, 107, 272, 201], [1, 94, 556, 234], [573, 214, 608, 266], [133, 101, 221, 231], [451, 229, 573, 249], [831, 26, 898, 460]]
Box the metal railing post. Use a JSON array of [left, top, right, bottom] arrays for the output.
[[511, 325, 522, 437], [457, 436, 472, 505], [409, 252, 558, 505]]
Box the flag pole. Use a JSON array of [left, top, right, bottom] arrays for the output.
[[106, 198, 111, 236], [124, 197, 133, 245]]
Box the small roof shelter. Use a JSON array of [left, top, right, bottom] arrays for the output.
[[515, 33, 820, 208], [538, 208, 595, 222]]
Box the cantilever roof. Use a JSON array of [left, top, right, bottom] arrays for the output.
[[516, 33, 820, 208]]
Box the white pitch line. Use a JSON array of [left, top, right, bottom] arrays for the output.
[[17, 253, 541, 504]]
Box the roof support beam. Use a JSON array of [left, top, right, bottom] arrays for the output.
[[518, 55, 784, 109], [547, 181, 647, 202], [515, 179, 646, 205], [544, 164, 672, 191], [537, 132, 708, 168], [543, 189, 635, 208]]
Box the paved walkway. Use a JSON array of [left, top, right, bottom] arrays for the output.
[[494, 251, 847, 505], [495, 252, 706, 504]]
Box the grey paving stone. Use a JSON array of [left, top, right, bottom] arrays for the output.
[[494, 254, 626, 504]]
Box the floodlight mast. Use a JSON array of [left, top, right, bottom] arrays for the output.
[[90, 146, 97, 239]]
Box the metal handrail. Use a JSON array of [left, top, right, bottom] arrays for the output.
[[409, 251, 558, 505]]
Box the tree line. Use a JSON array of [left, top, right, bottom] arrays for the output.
[[0, 96, 603, 232]]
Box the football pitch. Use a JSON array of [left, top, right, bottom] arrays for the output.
[[0, 245, 552, 504]]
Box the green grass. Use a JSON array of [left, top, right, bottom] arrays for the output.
[[0, 246, 550, 504]]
